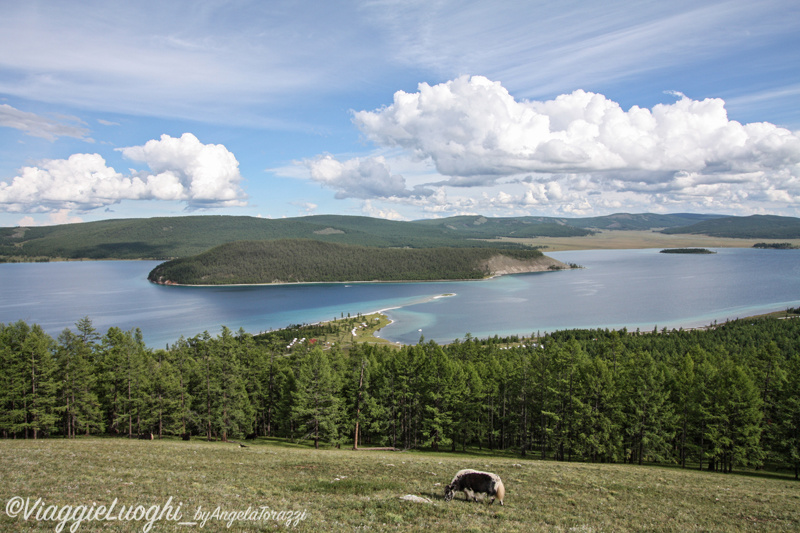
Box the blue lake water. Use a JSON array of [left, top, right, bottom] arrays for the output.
[[1, 248, 798, 347]]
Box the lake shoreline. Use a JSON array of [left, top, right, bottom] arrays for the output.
[[4, 249, 799, 348], [284, 303, 800, 347]]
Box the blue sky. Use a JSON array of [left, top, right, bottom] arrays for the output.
[[1, 0, 799, 226]]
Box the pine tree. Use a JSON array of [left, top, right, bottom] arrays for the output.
[[775, 352, 800, 479], [360, 350, 389, 447], [167, 337, 197, 437], [621, 351, 674, 465], [291, 347, 342, 448], [578, 354, 621, 462], [21, 324, 58, 438], [99, 327, 148, 437], [0, 321, 28, 437], [717, 359, 764, 472], [0, 324, 15, 437], [212, 327, 254, 441], [190, 332, 219, 440], [695, 355, 719, 471], [548, 340, 584, 461], [57, 323, 104, 437], [451, 361, 483, 451], [147, 349, 183, 437], [346, 345, 369, 449], [478, 355, 502, 452], [673, 350, 699, 468], [417, 342, 456, 451], [0, 322, 58, 438], [753, 341, 787, 465], [236, 330, 267, 437], [260, 337, 289, 437]]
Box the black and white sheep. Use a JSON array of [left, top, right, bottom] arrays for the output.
[[444, 469, 505, 505]]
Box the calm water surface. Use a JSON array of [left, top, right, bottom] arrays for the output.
[[1, 248, 798, 347]]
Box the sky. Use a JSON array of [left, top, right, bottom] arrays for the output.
[[1, 0, 799, 227]]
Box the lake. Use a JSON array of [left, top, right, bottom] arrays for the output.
[[1, 248, 798, 347]]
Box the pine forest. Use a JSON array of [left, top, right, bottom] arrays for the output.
[[2, 315, 799, 479]]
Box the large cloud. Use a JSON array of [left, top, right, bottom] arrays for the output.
[[119, 133, 246, 206], [348, 75, 800, 214], [0, 133, 246, 213], [354, 76, 800, 180]]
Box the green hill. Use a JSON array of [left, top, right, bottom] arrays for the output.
[[2, 212, 797, 261], [147, 239, 562, 285], [414, 212, 724, 233], [409, 215, 594, 238], [0, 214, 598, 260], [561, 212, 724, 230], [0, 215, 526, 260], [660, 214, 800, 239]]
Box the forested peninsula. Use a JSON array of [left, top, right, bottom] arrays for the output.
[[147, 239, 568, 285]]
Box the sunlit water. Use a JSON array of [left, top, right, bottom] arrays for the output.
[[1, 248, 798, 347]]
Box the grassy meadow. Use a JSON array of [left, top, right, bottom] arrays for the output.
[[1, 438, 798, 532], [500, 230, 800, 251]]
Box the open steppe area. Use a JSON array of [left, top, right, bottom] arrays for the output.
[[503, 230, 800, 251], [1, 438, 798, 532]]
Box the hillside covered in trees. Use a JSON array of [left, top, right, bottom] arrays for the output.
[[0, 214, 579, 260], [661, 214, 800, 239], [416, 212, 723, 233], [1, 316, 799, 478], [147, 239, 563, 285], [4, 212, 795, 261]]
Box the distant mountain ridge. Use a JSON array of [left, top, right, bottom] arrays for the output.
[[660, 214, 800, 239], [414, 212, 724, 233], [1, 212, 796, 260]]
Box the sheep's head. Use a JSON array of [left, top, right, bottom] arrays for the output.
[[444, 484, 455, 502]]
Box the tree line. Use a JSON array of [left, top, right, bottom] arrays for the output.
[[1, 316, 798, 477]]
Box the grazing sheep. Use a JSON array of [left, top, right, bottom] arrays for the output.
[[444, 469, 505, 505]]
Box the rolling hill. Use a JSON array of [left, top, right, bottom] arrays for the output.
[[414, 212, 724, 233], [1, 215, 525, 260], [1, 212, 797, 261], [660, 214, 800, 239]]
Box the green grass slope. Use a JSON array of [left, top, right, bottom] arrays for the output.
[[147, 239, 554, 285], [1, 438, 797, 532]]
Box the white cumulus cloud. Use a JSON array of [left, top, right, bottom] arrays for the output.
[[306, 154, 417, 199], [119, 133, 246, 207], [0, 133, 246, 213], [351, 75, 800, 214], [355, 75, 800, 180]]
